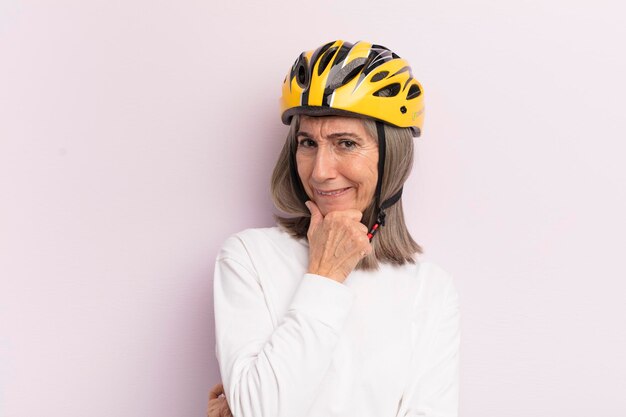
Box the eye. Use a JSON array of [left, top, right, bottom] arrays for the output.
[[298, 138, 316, 148], [339, 139, 357, 149]]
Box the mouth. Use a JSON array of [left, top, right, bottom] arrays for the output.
[[314, 187, 351, 197]]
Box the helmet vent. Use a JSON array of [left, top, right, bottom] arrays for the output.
[[332, 46, 351, 70], [407, 84, 421, 99], [294, 57, 309, 89], [318, 47, 338, 75], [326, 58, 367, 90], [373, 83, 401, 97], [371, 71, 389, 82]]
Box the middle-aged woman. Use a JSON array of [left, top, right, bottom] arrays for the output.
[[211, 40, 460, 417]]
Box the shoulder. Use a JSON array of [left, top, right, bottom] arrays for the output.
[[417, 261, 454, 286], [217, 226, 306, 262], [413, 260, 458, 309]]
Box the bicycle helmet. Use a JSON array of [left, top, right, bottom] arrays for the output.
[[280, 40, 424, 137]]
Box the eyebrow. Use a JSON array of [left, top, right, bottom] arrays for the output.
[[296, 131, 362, 140]]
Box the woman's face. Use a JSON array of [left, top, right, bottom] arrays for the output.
[[296, 115, 379, 216]]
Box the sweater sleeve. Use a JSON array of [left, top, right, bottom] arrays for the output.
[[213, 235, 354, 417], [397, 275, 461, 417]]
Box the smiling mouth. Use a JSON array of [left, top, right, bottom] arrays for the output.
[[314, 187, 351, 197]]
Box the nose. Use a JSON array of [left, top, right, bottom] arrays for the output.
[[311, 145, 337, 183]]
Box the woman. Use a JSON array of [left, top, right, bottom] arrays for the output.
[[209, 40, 460, 417]]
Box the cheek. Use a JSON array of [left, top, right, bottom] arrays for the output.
[[354, 155, 379, 197], [362, 173, 378, 197], [356, 155, 379, 184]]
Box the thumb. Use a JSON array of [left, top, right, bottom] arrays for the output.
[[305, 200, 323, 230], [208, 383, 224, 400]]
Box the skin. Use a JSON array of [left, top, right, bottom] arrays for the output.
[[207, 383, 233, 417], [296, 116, 378, 283]]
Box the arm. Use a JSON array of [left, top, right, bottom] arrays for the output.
[[213, 237, 354, 417], [397, 278, 461, 417]]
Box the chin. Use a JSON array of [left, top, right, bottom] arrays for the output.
[[315, 201, 356, 215]]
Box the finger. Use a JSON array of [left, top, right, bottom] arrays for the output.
[[222, 402, 234, 417], [305, 200, 323, 230], [353, 228, 373, 254], [329, 208, 363, 223], [346, 209, 364, 222], [362, 241, 373, 256], [207, 399, 228, 417]]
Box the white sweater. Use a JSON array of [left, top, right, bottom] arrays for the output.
[[213, 227, 460, 417]]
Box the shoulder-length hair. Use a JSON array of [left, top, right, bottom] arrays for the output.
[[270, 115, 422, 270]]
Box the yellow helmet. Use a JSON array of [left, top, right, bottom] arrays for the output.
[[280, 40, 424, 136]]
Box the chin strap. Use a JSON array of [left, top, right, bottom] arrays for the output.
[[367, 121, 403, 242], [367, 186, 403, 240]]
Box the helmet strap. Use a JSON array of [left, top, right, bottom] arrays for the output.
[[368, 121, 403, 241], [374, 121, 386, 210]]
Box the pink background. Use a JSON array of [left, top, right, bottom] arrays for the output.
[[1, 1, 625, 416]]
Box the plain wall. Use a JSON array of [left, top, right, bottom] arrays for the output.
[[1, 1, 625, 416]]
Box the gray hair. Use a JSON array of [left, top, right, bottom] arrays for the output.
[[270, 115, 422, 270]]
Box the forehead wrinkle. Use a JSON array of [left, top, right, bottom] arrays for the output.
[[296, 130, 362, 141], [299, 116, 375, 143], [326, 132, 361, 139]]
